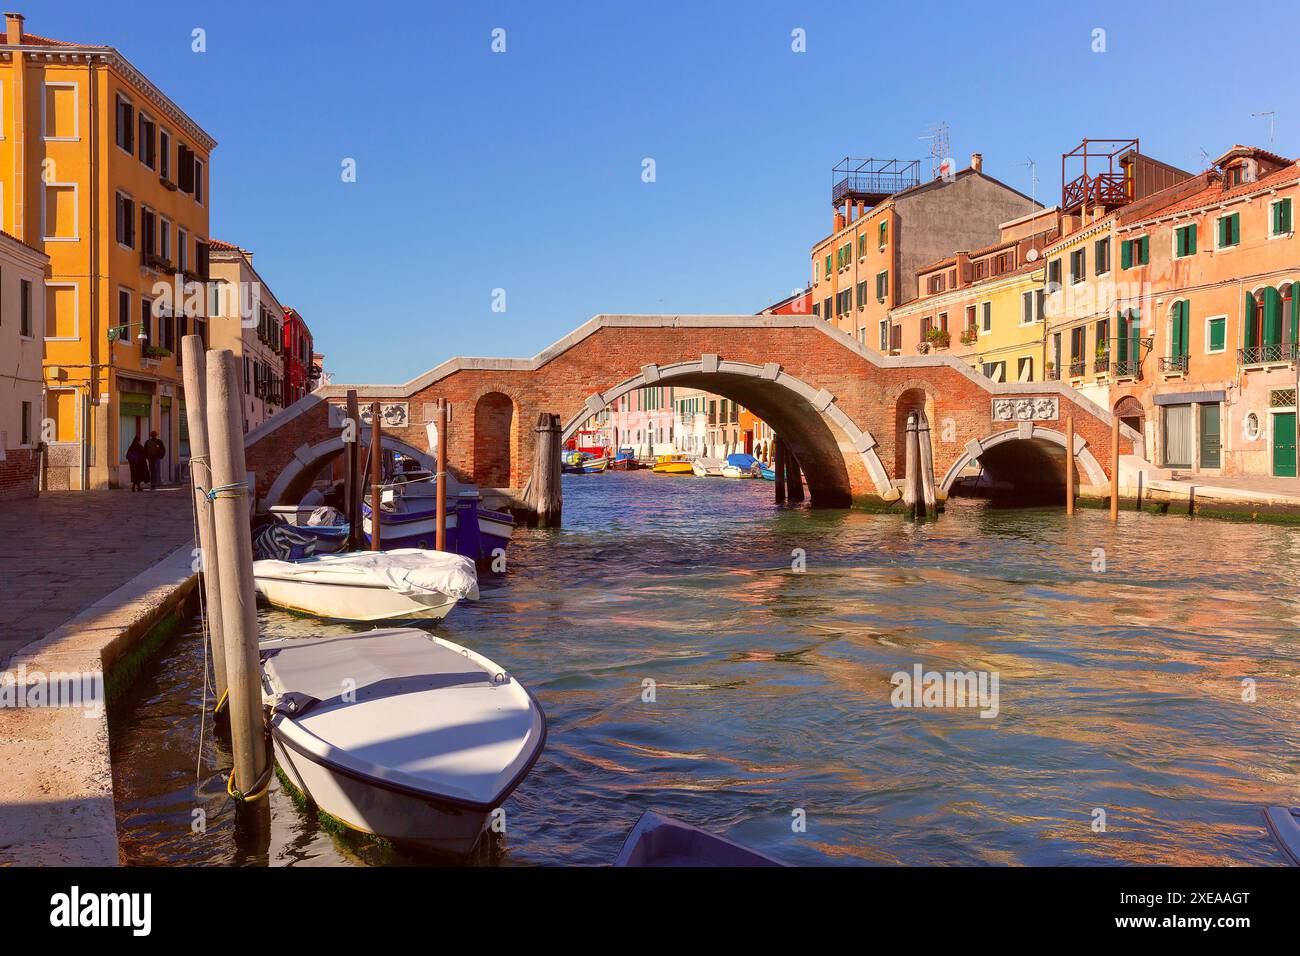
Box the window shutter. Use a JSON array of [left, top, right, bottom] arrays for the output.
[[1209, 318, 1225, 352], [1139, 236, 1149, 264], [1121, 240, 1131, 269], [1171, 303, 1183, 358], [1188, 224, 1197, 254], [1264, 288, 1283, 346], [1282, 199, 1293, 233]]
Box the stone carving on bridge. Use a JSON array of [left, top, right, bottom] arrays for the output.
[[991, 396, 1058, 422], [329, 402, 410, 428]]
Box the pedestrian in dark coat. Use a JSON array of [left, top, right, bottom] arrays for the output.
[[126, 436, 149, 492], [143, 431, 166, 490]]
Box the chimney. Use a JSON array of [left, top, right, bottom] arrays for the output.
[[833, 211, 845, 232], [970, 152, 983, 173], [5, 12, 24, 45], [954, 251, 970, 289]]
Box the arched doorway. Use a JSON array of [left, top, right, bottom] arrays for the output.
[[1114, 396, 1145, 456], [474, 392, 515, 487]]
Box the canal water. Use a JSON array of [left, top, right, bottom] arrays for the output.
[[112, 471, 1300, 865]]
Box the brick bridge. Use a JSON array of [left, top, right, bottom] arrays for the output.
[[244, 315, 1137, 510]]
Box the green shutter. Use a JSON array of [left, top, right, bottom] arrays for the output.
[[1188, 224, 1196, 254], [1139, 236, 1149, 264], [1217, 217, 1227, 247], [1171, 302, 1183, 358], [1121, 240, 1132, 269], [1264, 287, 1283, 346], [1209, 317, 1225, 352], [1245, 291, 1258, 348], [1291, 282, 1300, 344]]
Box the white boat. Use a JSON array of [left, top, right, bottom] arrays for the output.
[[691, 458, 725, 477], [253, 548, 479, 622], [262, 628, 547, 857], [720, 465, 754, 479], [615, 810, 785, 866], [1264, 806, 1300, 865]]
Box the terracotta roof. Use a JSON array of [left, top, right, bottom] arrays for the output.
[[209, 238, 250, 254], [1212, 144, 1292, 169], [11, 32, 109, 49], [1123, 160, 1300, 224]]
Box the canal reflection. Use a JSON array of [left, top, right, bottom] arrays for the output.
[[111, 470, 1300, 865]]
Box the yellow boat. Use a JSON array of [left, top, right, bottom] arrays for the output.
[[651, 454, 693, 475]]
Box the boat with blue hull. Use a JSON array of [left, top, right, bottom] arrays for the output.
[[361, 474, 514, 563]]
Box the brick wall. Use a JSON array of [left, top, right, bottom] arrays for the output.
[[0, 448, 38, 500], [245, 322, 1130, 506]]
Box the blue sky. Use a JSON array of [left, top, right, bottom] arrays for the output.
[[37, 0, 1300, 383]]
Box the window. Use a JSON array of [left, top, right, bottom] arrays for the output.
[[115, 95, 134, 153], [964, 305, 976, 332], [20, 401, 31, 446], [140, 208, 156, 257], [1018, 357, 1034, 382], [878, 220, 887, 248], [856, 280, 867, 309], [938, 312, 948, 332], [879, 320, 890, 351], [138, 112, 156, 169], [42, 82, 78, 140], [1169, 300, 1191, 359], [115, 193, 135, 248], [927, 273, 945, 295], [1174, 223, 1197, 258], [1047, 258, 1061, 291], [178, 229, 188, 273], [1094, 237, 1110, 274], [42, 184, 77, 241], [1271, 198, 1293, 237], [117, 289, 132, 342], [994, 252, 1012, 274], [1069, 248, 1086, 284], [857, 234, 867, 259], [45, 283, 78, 340], [1205, 315, 1227, 353], [876, 270, 888, 302], [1021, 290, 1039, 324], [159, 129, 171, 180], [1163, 404, 1195, 468], [982, 361, 1006, 382], [822, 296, 830, 319], [921, 316, 933, 338], [159, 218, 171, 263], [139, 298, 152, 350], [824, 255, 831, 279], [1121, 236, 1149, 268], [177, 143, 195, 193], [1217, 212, 1240, 248], [19, 279, 32, 338]]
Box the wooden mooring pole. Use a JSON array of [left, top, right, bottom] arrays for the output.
[[1109, 413, 1120, 521], [525, 412, 562, 528], [786, 446, 805, 503], [435, 399, 448, 551], [180, 334, 228, 705], [773, 437, 787, 503], [370, 402, 383, 551], [205, 348, 267, 795], [344, 389, 360, 550], [1065, 415, 1075, 515], [917, 411, 937, 516], [903, 412, 922, 518]]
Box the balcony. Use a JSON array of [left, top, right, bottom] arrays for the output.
[[1239, 343, 1299, 368], [1094, 355, 1110, 375], [1045, 365, 1061, 381], [1068, 359, 1087, 378], [1159, 354, 1189, 375], [831, 158, 921, 208], [1112, 358, 1142, 380]]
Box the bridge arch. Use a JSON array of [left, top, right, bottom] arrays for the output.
[[560, 357, 892, 506], [263, 433, 436, 510], [938, 425, 1106, 497]]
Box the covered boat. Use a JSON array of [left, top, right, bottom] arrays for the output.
[[263, 628, 546, 857], [361, 477, 514, 562], [722, 453, 758, 479], [692, 457, 726, 477], [614, 810, 785, 867], [253, 548, 479, 622]]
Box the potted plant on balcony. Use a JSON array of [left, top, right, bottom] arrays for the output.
[[960, 327, 978, 346], [1045, 360, 1056, 378], [925, 327, 951, 349], [143, 345, 172, 359]]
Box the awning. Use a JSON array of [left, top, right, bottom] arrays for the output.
[[1153, 390, 1226, 406], [119, 391, 153, 417]]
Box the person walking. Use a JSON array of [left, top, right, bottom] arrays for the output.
[[126, 436, 149, 492], [144, 430, 166, 490]]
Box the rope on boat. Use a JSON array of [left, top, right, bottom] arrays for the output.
[[226, 758, 274, 803], [214, 687, 229, 715]]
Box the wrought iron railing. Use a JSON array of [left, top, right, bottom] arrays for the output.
[[1239, 342, 1299, 367], [1045, 366, 1061, 380], [1159, 354, 1189, 374], [1112, 358, 1142, 379], [1068, 359, 1087, 377]]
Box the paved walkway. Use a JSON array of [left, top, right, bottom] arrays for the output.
[[1160, 473, 1300, 499], [0, 489, 195, 667]]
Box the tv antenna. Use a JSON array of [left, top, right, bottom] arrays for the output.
[[1016, 157, 1039, 208], [919, 122, 951, 179], [1252, 111, 1276, 145]]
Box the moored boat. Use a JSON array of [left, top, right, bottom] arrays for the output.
[[361, 477, 514, 563], [263, 628, 546, 857], [614, 810, 786, 866], [692, 458, 725, 477], [609, 447, 643, 470], [722, 453, 758, 479], [253, 548, 479, 622], [1264, 806, 1300, 865], [562, 450, 608, 474], [651, 454, 693, 475]]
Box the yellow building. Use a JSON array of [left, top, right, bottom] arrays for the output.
[[0, 12, 215, 488]]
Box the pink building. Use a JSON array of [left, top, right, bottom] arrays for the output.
[[607, 385, 677, 456]]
